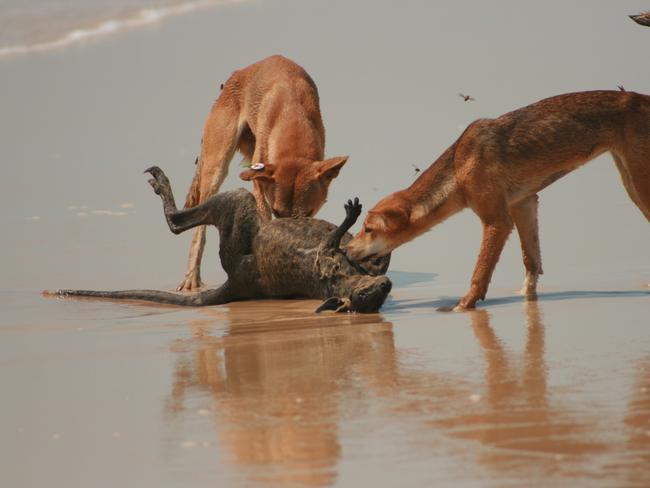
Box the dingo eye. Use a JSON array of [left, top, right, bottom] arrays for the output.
[[364, 226, 374, 234]]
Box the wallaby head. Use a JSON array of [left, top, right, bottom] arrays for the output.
[[240, 156, 348, 217], [316, 275, 392, 313]]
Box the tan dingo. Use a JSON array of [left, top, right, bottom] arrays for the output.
[[346, 90, 650, 310], [178, 55, 348, 290]]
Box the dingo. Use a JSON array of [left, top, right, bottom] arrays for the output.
[[346, 90, 650, 310], [178, 55, 348, 290]]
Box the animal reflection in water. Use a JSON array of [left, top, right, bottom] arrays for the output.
[[430, 306, 607, 458], [166, 304, 400, 486], [622, 356, 650, 486], [165, 301, 646, 485]]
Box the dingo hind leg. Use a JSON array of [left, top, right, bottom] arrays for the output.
[[179, 92, 244, 291], [509, 195, 543, 299]]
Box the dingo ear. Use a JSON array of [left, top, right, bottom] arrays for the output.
[[378, 207, 409, 231], [240, 163, 276, 183], [315, 156, 349, 182]]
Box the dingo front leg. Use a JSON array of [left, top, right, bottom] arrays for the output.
[[178, 95, 242, 291], [252, 181, 272, 221], [179, 227, 206, 291], [455, 215, 513, 310]]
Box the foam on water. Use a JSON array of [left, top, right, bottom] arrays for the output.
[[0, 0, 246, 59]]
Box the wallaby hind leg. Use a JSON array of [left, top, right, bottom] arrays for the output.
[[180, 92, 245, 291], [509, 194, 543, 299], [612, 152, 650, 221], [146, 166, 214, 233], [147, 166, 259, 277], [148, 166, 257, 233]]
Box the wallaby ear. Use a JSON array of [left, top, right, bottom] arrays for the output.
[[240, 163, 276, 183], [315, 156, 349, 182]]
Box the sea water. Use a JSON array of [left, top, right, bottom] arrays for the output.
[[0, 0, 242, 57]]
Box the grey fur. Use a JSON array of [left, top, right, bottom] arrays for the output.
[[51, 167, 391, 313]]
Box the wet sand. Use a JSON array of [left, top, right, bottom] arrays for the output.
[[1, 1, 649, 486], [2, 282, 649, 487]]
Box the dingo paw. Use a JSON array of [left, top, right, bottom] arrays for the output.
[[177, 269, 204, 292]]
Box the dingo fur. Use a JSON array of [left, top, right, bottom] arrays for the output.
[[346, 90, 650, 310], [178, 55, 348, 290]]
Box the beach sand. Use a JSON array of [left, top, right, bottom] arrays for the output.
[[1, 1, 649, 486]]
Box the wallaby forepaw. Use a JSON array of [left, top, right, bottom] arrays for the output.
[[344, 197, 362, 220]]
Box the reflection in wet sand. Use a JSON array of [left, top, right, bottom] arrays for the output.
[[621, 357, 650, 487], [165, 299, 650, 486], [167, 301, 400, 486], [431, 303, 608, 473]]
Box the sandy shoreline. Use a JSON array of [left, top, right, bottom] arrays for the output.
[[1, 1, 649, 486], [2, 284, 649, 486]]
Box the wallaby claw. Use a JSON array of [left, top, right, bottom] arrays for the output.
[[145, 166, 171, 196], [148, 178, 161, 194], [344, 197, 362, 221]]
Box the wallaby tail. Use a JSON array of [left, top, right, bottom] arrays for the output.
[[44, 289, 204, 306]]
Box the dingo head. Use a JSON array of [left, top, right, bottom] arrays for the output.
[[346, 193, 412, 261], [240, 156, 348, 217]]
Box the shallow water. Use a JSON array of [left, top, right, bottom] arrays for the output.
[[2, 282, 649, 487]]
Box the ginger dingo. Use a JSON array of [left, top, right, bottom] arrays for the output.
[[178, 55, 348, 290], [346, 90, 650, 310]]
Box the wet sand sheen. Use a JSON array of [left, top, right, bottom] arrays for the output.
[[172, 296, 650, 486], [3, 285, 648, 487]]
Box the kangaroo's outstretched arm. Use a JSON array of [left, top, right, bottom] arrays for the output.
[[325, 198, 362, 250]]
